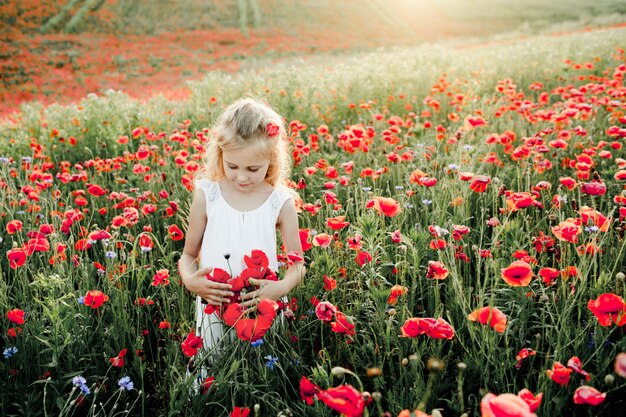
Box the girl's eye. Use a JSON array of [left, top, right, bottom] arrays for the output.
[[248, 169, 258, 172], [228, 166, 237, 170]]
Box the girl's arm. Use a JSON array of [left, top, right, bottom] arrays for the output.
[[241, 198, 305, 307], [179, 191, 234, 305]]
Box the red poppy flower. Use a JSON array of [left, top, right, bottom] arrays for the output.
[[517, 389, 542, 413], [109, 348, 128, 367], [152, 269, 170, 286], [327, 216, 350, 231], [391, 229, 402, 243], [181, 331, 203, 357], [546, 361, 572, 386], [469, 175, 491, 193], [387, 285, 408, 305], [83, 290, 109, 309], [573, 386, 606, 405], [266, 122, 280, 138], [398, 411, 431, 417], [426, 260, 449, 280], [6, 219, 22, 234], [501, 260, 533, 287], [558, 176, 577, 190], [244, 249, 269, 268], [313, 233, 333, 248], [539, 267, 560, 285], [451, 225, 470, 240], [587, 293, 626, 326], [300, 376, 321, 405], [567, 356, 591, 381], [468, 306, 507, 333], [299, 229, 312, 252], [168, 224, 184, 241], [505, 192, 537, 211], [579, 206, 610, 232], [515, 348, 536, 369], [315, 301, 337, 322], [580, 181, 606, 196], [551, 218, 581, 243], [138, 234, 154, 250], [331, 312, 355, 337], [480, 393, 536, 417], [7, 308, 25, 325], [355, 250, 372, 267], [370, 196, 401, 217], [230, 406, 250, 417], [201, 376, 215, 394], [25, 237, 50, 254], [324, 275, 337, 291], [318, 384, 365, 417], [400, 317, 455, 339]]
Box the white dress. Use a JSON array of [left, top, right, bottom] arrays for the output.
[[193, 178, 292, 354]]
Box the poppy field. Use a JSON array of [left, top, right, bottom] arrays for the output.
[[1, 19, 626, 417]]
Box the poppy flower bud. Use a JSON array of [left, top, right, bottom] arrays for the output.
[[616, 272, 625, 280], [408, 354, 418, 362], [427, 358, 444, 372], [331, 366, 347, 377], [457, 362, 467, 370], [387, 308, 396, 316], [372, 392, 382, 402], [605, 374, 615, 385], [401, 358, 409, 366]]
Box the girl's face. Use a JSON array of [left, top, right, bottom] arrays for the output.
[[222, 145, 271, 193]]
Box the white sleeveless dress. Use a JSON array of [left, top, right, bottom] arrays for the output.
[[193, 179, 292, 353]]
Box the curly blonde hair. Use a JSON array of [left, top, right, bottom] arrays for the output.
[[198, 97, 292, 189]]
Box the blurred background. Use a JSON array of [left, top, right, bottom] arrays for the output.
[[2, 0, 626, 116]]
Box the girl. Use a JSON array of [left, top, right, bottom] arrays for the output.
[[178, 98, 305, 363]]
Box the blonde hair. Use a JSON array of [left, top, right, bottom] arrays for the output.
[[198, 97, 292, 189]]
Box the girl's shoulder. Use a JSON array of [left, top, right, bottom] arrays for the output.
[[269, 184, 296, 213], [194, 178, 218, 203]]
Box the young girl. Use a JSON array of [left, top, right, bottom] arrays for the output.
[[178, 97, 305, 364]]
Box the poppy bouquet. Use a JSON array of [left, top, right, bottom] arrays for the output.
[[204, 250, 279, 342]]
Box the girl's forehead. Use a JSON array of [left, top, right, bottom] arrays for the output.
[[222, 145, 270, 165]]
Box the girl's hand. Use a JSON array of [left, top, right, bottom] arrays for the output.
[[183, 267, 234, 306], [239, 278, 289, 312]]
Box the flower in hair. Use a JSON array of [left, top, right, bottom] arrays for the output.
[[266, 122, 280, 138]]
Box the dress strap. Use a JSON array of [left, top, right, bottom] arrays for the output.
[[194, 179, 218, 206]]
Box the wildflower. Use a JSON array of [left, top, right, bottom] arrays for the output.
[[551, 218, 582, 243], [3, 346, 18, 359], [118, 376, 134, 391], [518, 389, 542, 412], [573, 386, 606, 405], [400, 317, 455, 339], [312, 233, 333, 248], [369, 196, 401, 217], [422, 199, 433, 205], [468, 306, 507, 333], [331, 312, 356, 337], [515, 348, 536, 369], [83, 290, 109, 309], [501, 260, 533, 287], [7, 308, 25, 325], [105, 251, 117, 259], [426, 260, 449, 280], [265, 355, 278, 369], [72, 375, 91, 396], [480, 393, 536, 417], [567, 356, 591, 381], [6, 248, 27, 269], [300, 376, 321, 405], [168, 224, 184, 241], [201, 376, 215, 394], [181, 332, 203, 357], [230, 406, 250, 417], [546, 361, 572, 385], [318, 384, 365, 417], [315, 301, 337, 322], [587, 293, 626, 326], [109, 348, 128, 367], [251, 339, 264, 347], [387, 285, 408, 305], [152, 269, 170, 286]]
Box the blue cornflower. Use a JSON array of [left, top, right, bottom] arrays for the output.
[[72, 375, 91, 395], [22, 156, 32, 163], [0, 157, 10, 163], [362, 187, 372, 192], [78, 296, 85, 305], [251, 339, 264, 347], [463, 145, 473, 151], [585, 225, 599, 233], [422, 199, 433, 205], [265, 355, 278, 370], [3, 346, 18, 359], [140, 246, 152, 253], [394, 185, 404, 190], [105, 251, 117, 259], [118, 376, 134, 391], [448, 164, 459, 170]]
